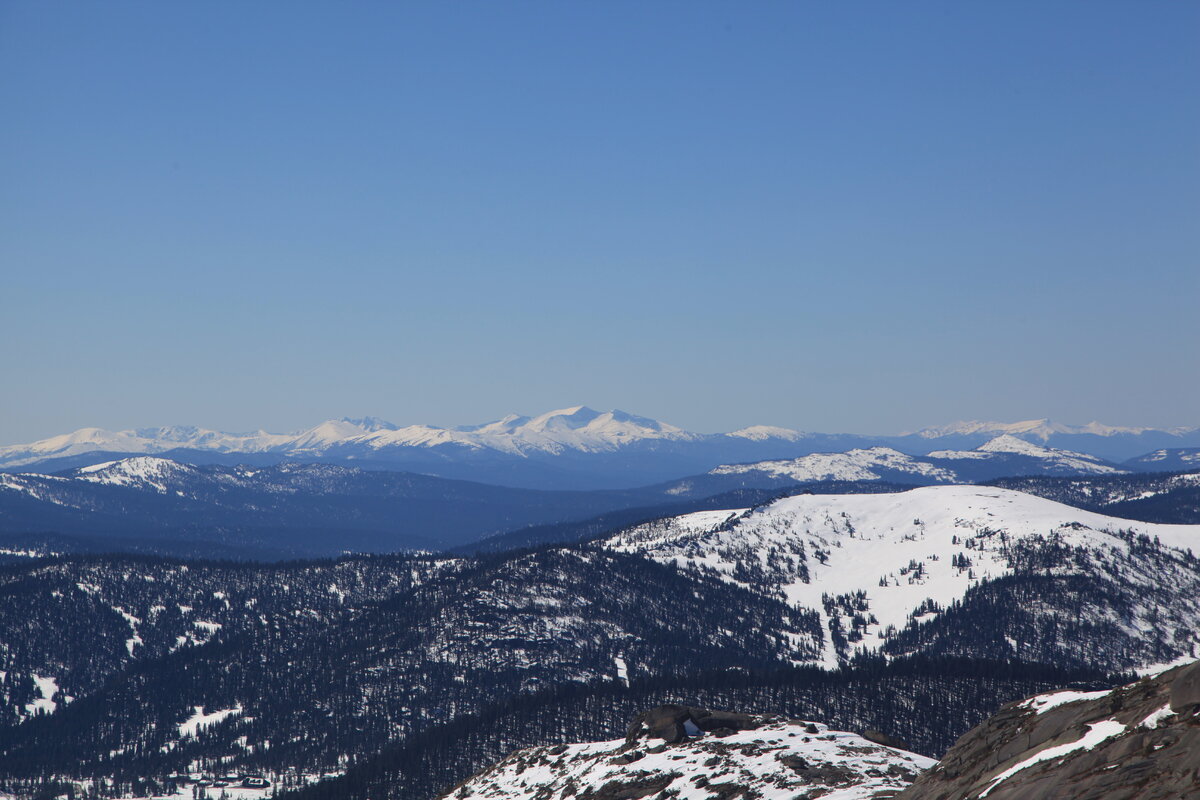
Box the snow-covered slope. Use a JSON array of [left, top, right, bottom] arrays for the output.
[[605, 486, 1200, 670], [442, 713, 934, 800], [711, 447, 957, 484], [74, 457, 204, 492], [706, 436, 1126, 486]]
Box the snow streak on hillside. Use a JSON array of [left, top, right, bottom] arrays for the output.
[[606, 486, 1200, 669]]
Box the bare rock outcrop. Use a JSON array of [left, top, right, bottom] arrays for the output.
[[443, 706, 933, 800], [897, 660, 1200, 800]]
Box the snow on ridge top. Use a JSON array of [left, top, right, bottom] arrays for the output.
[[973, 435, 1124, 473], [362, 407, 697, 456], [913, 419, 1064, 439], [912, 419, 1190, 440], [74, 456, 196, 490], [923, 436, 1126, 475], [977, 434, 1061, 456], [77, 460, 119, 474], [0, 407, 702, 466], [289, 419, 382, 449], [443, 718, 934, 800], [606, 485, 1200, 669], [726, 424, 806, 441], [709, 447, 956, 483], [336, 416, 397, 432]]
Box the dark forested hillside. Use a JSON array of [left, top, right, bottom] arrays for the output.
[[987, 471, 1200, 523], [0, 548, 819, 790], [1, 480, 1197, 800], [0, 460, 688, 556]]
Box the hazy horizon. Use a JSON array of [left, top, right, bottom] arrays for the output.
[[3, 403, 1198, 449]]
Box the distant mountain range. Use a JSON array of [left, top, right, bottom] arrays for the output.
[[664, 434, 1128, 497], [2, 407, 1197, 489], [1, 436, 1197, 559]]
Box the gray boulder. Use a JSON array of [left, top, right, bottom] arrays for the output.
[[626, 705, 763, 744]]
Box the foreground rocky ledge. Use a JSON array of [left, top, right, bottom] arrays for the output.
[[897, 659, 1200, 800], [440, 661, 1200, 800], [440, 705, 933, 800]]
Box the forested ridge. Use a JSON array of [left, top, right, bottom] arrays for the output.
[[0, 476, 1197, 800]]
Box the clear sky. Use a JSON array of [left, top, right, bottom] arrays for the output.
[[2, 1, 1197, 443]]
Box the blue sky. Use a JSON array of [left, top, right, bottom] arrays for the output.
[[2, 1, 1197, 442]]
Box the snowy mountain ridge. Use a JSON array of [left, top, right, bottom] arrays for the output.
[[604, 485, 1200, 670], [708, 435, 1125, 485], [0, 408, 702, 467], [3, 409, 1197, 472], [909, 419, 1195, 440]]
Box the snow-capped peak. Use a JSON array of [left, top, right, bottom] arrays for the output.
[[336, 416, 398, 432], [526, 405, 604, 431], [289, 419, 386, 450], [726, 425, 806, 441], [72, 457, 197, 491], [977, 434, 1059, 456]]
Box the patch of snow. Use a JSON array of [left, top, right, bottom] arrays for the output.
[[1020, 690, 1111, 714], [25, 675, 59, 716], [449, 719, 933, 800], [978, 720, 1127, 797], [613, 656, 628, 686], [178, 705, 243, 739], [1136, 654, 1200, 677], [1137, 703, 1175, 729]]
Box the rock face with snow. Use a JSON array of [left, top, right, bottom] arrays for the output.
[[897, 660, 1200, 800], [605, 485, 1200, 671], [441, 707, 934, 800]]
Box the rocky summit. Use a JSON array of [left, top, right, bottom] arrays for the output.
[[897, 659, 1200, 799], [439, 705, 933, 800]]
